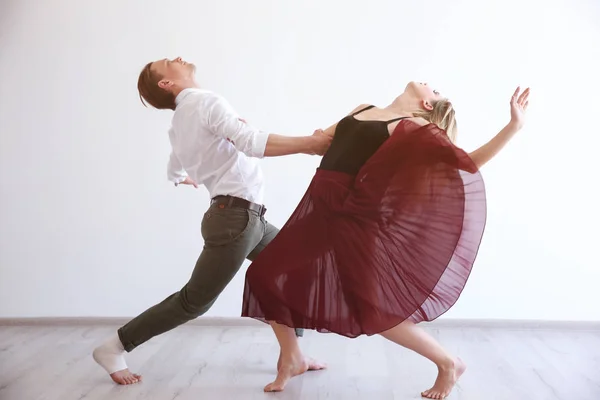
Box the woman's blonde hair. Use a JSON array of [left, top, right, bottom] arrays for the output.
[[412, 99, 457, 143]]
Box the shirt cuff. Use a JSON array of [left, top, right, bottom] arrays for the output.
[[252, 130, 269, 158], [170, 175, 187, 185]]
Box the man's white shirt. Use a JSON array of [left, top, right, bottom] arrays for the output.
[[167, 88, 269, 204]]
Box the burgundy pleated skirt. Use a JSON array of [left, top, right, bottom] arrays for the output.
[[242, 121, 486, 337]]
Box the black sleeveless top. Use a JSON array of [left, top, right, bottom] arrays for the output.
[[319, 105, 408, 175]]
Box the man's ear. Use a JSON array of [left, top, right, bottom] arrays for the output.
[[158, 79, 173, 90]]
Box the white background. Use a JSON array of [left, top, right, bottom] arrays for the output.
[[1, 0, 599, 321]]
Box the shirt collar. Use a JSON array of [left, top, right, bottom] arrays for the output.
[[175, 87, 211, 107], [175, 88, 195, 106]]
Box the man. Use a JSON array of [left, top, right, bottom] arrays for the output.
[[92, 57, 331, 385]]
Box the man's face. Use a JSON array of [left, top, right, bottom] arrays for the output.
[[152, 57, 195, 91]]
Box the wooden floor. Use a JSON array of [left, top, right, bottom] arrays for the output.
[[0, 323, 598, 400]]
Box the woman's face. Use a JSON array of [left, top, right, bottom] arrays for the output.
[[405, 82, 444, 110]]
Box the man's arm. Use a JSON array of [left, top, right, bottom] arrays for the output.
[[167, 150, 187, 184], [167, 151, 197, 187], [262, 132, 328, 157], [204, 94, 330, 158]]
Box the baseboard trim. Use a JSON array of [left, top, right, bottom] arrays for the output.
[[0, 316, 263, 327], [425, 318, 600, 331], [0, 317, 598, 331]]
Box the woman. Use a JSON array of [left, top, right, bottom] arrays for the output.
[[241, 82, 530, 399]]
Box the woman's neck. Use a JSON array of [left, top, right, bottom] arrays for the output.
[[384, 94, 422, 116]]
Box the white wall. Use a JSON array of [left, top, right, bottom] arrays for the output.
[[1, 0, 599, 321]]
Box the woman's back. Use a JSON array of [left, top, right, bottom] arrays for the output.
[[319, 105, 407, 175]]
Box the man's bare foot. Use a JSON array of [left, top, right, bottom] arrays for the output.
[[110, 369, 143, 385], [265, 355, 326, 392], [421, 357, 466, 399]]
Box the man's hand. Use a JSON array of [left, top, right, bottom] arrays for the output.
[[309, 129, 332, 156], [262, 129, 332, 157], [175, 177, 198, 188]]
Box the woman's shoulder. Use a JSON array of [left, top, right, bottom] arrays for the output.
[[404, 116, 430, 126], [348, 104, 373, 115]]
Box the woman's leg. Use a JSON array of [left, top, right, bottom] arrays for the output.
[[379, 320, 466, 399], [265, 322, 326, 392]]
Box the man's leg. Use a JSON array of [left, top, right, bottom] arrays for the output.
[[246, 221, 304, 338], [93, 206, 264, 384]]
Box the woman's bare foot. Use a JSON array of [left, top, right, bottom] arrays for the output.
[[265, 354, 326, 392], [421, 357, 466, 399], [110, 369, 143, 385]]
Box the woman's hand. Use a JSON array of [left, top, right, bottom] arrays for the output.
[[509, 86, 530, 130]]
